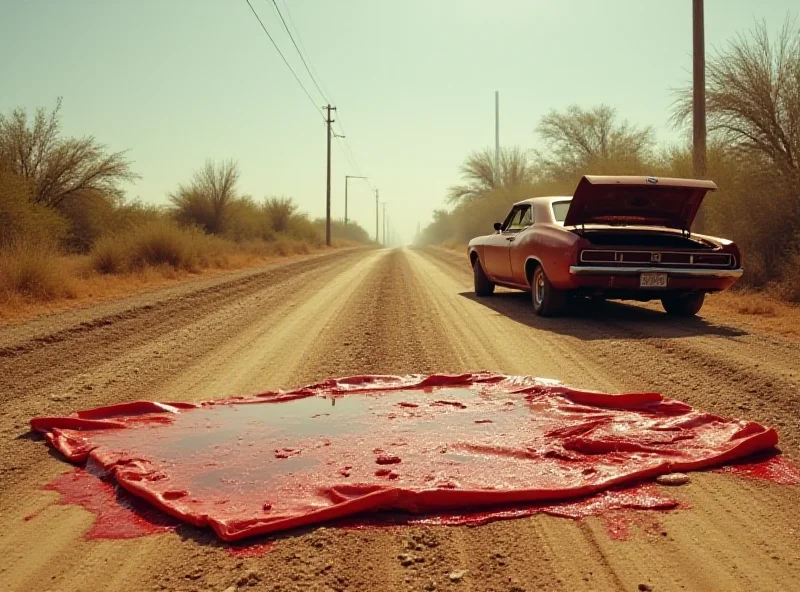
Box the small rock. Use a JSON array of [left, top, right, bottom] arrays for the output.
[[449, 570, 466, 582], [398, 553, 415, 567], [423, 581, 436, 591], [84, 384, 94, 391], [236, 571, 261, 587], [656, 473, 690, 486], [638, 584, 653, 591]]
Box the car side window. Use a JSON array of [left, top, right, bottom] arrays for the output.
[[505, 206, 532, 232]]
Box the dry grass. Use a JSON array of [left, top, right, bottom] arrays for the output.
[[0, 240, 76, 301], [699, 290, 799, 339], [0, 237, 341, 325]]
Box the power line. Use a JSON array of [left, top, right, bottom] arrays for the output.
[[244, 0, 324, 122], [334, 135, 364, 180], [335, 110, 375, 190], [268, 0, 329, 104], [248, 0, 378, 199], [278, 0, 335, 103], [270, 0, 374, 190]]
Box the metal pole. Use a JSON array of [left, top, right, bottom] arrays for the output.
[[325, 105, 336, 246], [495, 91, 500, 187], [381, 202, 387, 246], [375, 189, 379, 242], [692, 0, 707, 229]]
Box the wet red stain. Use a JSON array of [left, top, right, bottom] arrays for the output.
[[714, 455, 800, 485], [31, 374, 792, 544], [43, 468, 179, 540]]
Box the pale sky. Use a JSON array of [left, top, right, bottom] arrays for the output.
[[2, 1, 797, 243]]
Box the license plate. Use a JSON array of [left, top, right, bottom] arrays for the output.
[[640, 273, 668, 288]]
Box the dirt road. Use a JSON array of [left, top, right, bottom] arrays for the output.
[[1, 247, 798, 592]]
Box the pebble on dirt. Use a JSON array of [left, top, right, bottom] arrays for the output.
[[656, 473, 691, 486], [449, 570, 466, 582], [398, 553, 415, 567]]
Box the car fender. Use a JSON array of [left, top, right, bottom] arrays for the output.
[[523, 255, 544, 287], [468, 245, 484, 269]]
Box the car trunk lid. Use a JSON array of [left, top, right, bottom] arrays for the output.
[[563, 176, 717, 232]]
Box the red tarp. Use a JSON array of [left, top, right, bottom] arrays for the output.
[[31, 373, 778, 542]]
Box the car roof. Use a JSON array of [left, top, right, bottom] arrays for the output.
[[513, 195, 571, 207]]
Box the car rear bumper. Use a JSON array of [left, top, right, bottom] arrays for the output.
[[563, 265, 743, 294], [569, 266, 744, 279]]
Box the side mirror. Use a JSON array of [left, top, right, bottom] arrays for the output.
[[493, 222, 502, 232]]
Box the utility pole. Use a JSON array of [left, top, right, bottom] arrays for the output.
[[344, 175, 367, 227], [692, 0, 707, 231], [381, 202, 387, 246], [374, 189, 380, 243], [325, 104, 336, 246], [494, 91, 500, 187]]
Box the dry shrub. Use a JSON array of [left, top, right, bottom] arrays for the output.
[[0, 239, 72, 300], [90, 221, 224, 274], [270, 236, 305, 257], [90, 234, 132, 274], [736, 300, 776, 316], [130, 221, 200, 270]]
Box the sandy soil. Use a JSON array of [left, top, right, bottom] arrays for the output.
[[1, 246, 798, 592]]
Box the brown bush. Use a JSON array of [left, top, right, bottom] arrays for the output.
[[0, 170, 69, 247], [0, 239, 72, 301], [90, 221, 220, 274]]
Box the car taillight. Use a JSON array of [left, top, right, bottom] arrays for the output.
[[580, 250, 616, 263], [693, 254, 732, 266]]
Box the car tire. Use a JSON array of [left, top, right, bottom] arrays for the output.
[[661, 292, 705, 316], [473, 258, 495, 297], [531, 266, 566, 316]]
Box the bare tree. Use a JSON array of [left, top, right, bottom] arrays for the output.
[[536, 105, 654, 179], [170, 160, 240, 235], [671, 18, 800, 185], [0, 98, 137, 208], [447, 147, 535, 203]]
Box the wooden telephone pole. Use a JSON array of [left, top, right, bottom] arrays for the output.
[[374, 188, 379, 243], [692, 0, 707, 230], [325, 104, 336, 246]]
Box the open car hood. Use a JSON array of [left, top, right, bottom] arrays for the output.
[[563, 176, 717, 231]]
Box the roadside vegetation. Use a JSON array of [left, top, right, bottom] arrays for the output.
[[0, 100, 371, 316], [417, 19, 800, 302]]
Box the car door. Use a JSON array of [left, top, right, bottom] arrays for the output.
[[510, 205, 534, 285], [484, 206, 528, 282]]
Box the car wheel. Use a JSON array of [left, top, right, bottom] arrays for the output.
[[531, 266, 566, 316], [473, 258, 495, 297], [661, 292, 705, 316]]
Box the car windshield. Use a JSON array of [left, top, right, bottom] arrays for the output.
[[551, 200, 571, 223]]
